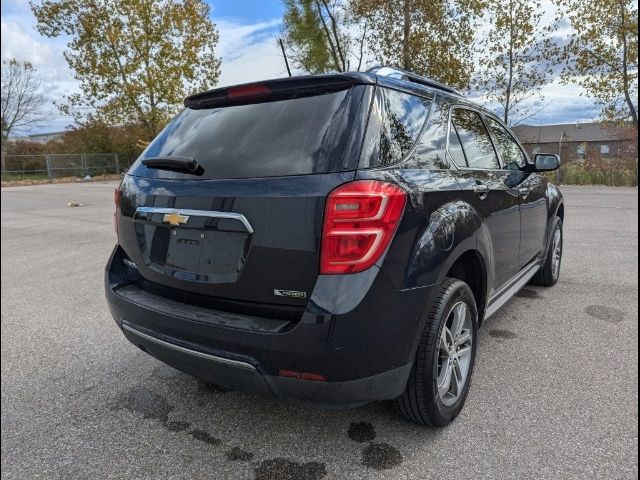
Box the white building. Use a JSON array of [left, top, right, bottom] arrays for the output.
[[20, 130, 68, 144]]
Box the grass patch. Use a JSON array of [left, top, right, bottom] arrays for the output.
[[1, 172, 51, 182], [546, 161, 638, 187]]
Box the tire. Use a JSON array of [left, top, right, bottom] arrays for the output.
[[395, 278, 478, 427], [531, 218, 563, 287]]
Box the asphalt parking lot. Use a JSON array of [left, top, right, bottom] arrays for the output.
[[1, 182, 638, 479]]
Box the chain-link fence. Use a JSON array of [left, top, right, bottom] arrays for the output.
[[0, 153, 134, 181], [2, 152, 637, 186]]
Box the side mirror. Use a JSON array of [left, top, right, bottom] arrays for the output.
[[534, 153, 560, 172]]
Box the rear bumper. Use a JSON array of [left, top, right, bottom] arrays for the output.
[[106, 246, 434, 407], [121, 321, 411, 408]]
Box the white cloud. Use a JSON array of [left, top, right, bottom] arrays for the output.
[[1, 19, 54, 66], [1, 8, 78, 133], [216, 19, 280, 58], [532, 80, 601, 125], [215, 18, 289, 87], [473, 78, 601, 126]]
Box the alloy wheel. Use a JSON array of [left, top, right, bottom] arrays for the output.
[[437, 301, 473, 407], [551, 226, 562, 280]]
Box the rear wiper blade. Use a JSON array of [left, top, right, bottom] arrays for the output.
[[141, 156, 200, 173]]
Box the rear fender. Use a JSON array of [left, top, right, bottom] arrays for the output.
[[406, 200, 489, 288]]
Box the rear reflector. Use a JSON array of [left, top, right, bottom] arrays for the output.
[[278, 369, 326, 382], [114, 186, 122, 239], [320, 180, 406, 274], [226, 84, 270, 99], [114, 186, 122, 209]]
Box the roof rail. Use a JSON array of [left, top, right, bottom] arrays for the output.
[[367, 66, 463, 96]]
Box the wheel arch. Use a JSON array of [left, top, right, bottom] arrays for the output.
[[441, 249, 488, 324], [544, 183, 564, 256], [403, 199, 489, 288]]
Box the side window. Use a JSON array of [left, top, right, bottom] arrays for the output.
[[486, 117, 527, 170], [450, 109, 500, 170], [448, 122, 467, 167], [361, 87, 431, 167]]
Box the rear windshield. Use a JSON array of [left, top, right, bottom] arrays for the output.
[[130, 87, 354, 179]]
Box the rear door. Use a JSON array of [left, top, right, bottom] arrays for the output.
[[446, 107, 521, 291], [116, 83, 371, 307]]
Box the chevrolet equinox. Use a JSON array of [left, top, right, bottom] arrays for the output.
[[106, 66, 564, 427]]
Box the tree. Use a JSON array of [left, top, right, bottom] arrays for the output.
[[1, 59, 49, 143], [282, 0, 368, 73], [474, 0, 559, 125], [350, 0, 484, 90], [557, 0, 638, 126], [31, 0, 221, 135]]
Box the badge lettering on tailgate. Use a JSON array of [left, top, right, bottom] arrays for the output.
[[274, 289, 307, 299]]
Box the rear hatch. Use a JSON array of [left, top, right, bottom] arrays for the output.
[[116, 76, 373, 311]]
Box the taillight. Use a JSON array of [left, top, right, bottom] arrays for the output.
[[114, 186, 122, 239], [320, 180, 406, 274]]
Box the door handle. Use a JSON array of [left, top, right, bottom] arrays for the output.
[[473, 184, 489, 193]]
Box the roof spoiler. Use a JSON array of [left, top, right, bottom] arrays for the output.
[[367, 66, 463, 96], [184, 73, 375, 108]]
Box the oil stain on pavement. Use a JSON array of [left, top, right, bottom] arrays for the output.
[[347, 421, 376, 442], [165, 420, 191, 432], [225, 447, 254, 461], [114, 386, 174, 423], [197, 381, 232, 395], [361, 442, 403, 470], [585, 305, 625, 323], [116, 387, 402, 474], [347, 421, 403, 470], [115, 387, 222, 446], [489, 329, 518, 339], [254, 458, 326, 480], [189, 428, 222, 445]]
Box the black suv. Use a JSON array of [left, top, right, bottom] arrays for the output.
[[106, 67, 564, 427]]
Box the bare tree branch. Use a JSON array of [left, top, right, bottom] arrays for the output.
[[314, 0, 343, 71], [320, 0, 347, 70], [356, 19, 368, 71], [1, 59, 49, 141]]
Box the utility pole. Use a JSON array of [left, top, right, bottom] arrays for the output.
[[278, 38, 292, 78], [557, 130, 568, 184]]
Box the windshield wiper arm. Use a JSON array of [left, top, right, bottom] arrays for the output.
[[141, 156, 200, 173]]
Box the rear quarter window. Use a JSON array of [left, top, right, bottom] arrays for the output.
[[130, 87, 356, 179], [360, 87, 431, 168]]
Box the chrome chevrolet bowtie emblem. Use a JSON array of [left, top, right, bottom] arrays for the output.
[[162, 212, 190, 226]]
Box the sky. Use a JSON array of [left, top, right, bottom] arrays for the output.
[[1, 0, 601, 135]]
